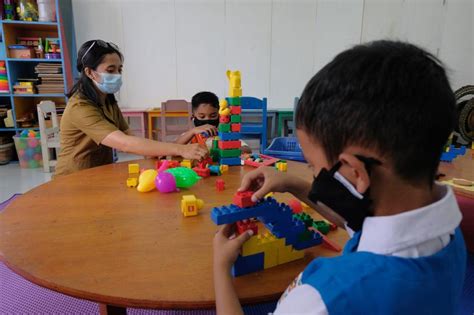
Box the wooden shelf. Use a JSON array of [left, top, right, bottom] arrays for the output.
[[14, 94, 65, 97], [7, 58, 62, 63], [1, 20, 58, 26]]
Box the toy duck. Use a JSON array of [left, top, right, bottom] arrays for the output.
[[219, 99, 230, 116]]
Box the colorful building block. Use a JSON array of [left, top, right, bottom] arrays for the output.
[[220, 164, 229, 174], [209, 165, 221, 175], [218, 148, 241, 158], [181, 195, 204, 217], [236, 219, 258, 235], [313, 220, 330, 235], [168, 160, 180, 168], [216, 179, 225, 191], [229, 88, 242, 97], [128, 163, 139, 174], [180, 159, 192, 168], [193, 167, 211, 178], [275, 160, 288, 172], [218, 140, 241, 149], [126, 177, 138, 188], [218, 123, 231, 133], [227, 97, 241, 106], [278, 244, 305, 265], [288, 199, 303, 214], [231, 123, 241, 132], [233, 191, 256, 208], [219, 115, 230, 124], [230, 106, 242, 114], [218, 132, 241, 141], [231, 252, 263, 277], [230, 115, 241, 123], [219, 157, 241, 166], [316, 230, 342, 252]]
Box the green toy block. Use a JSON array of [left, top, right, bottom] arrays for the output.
[[218, 148, 241, 158], [212, 139, 219, 149], [297, 230, 313, 242], [231, 115, 241, 123], [313, 220, 330, 235], [293, 212, 313, 227], [218, 123, 231, 132], [210, 148, 220, 162], [227, 97, 241, 106]]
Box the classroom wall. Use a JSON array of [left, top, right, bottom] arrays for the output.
[[71, 0, 473, 109]]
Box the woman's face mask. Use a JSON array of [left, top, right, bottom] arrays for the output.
[[93, 71, 122, 94]]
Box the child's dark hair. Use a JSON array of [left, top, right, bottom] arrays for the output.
[[192, 91, 219, 111], [67, 40, 123, 106], [296, 40, 455, 184]]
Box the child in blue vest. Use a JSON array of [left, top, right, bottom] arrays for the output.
[[213, 40, 466, 315]]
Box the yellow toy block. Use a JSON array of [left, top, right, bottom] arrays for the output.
[[265, 192, 274, 198], [276, 161, 287, 172], [278, 244, 305, 265], [128, 163, 140, 174], [126, 177, 138, 188], [219, 99, 230, 116], [220, 164, 229, 174], [301, 202, 311, 212], [181, 195, 204, 217], [229, 88, 242, 97], [180, 159, 192, 168]]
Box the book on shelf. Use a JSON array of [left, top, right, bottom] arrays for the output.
[[35, 63, 64, 94]]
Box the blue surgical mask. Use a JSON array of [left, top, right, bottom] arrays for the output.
[[93, 72, 122, 94]]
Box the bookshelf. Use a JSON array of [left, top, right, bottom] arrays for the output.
[[0, 0, 74, 134]]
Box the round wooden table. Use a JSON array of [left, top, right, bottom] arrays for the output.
[[0, 160, 350, 314]]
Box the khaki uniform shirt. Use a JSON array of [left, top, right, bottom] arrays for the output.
[[55, 93, 129, 177]]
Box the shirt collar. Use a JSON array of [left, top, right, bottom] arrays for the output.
[[357, 184, 462, 255]]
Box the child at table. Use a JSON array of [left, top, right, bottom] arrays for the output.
[[213, 40, 466, 315], [175, 91, 251, 153]]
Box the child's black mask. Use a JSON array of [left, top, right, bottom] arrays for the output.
[[308, 155, 381, 232], [193, 118, 219, 128]]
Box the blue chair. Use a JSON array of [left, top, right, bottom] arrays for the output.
[[237, 96, 268, 153]]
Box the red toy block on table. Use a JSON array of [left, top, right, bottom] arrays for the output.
[[193, 167, 211, 178], [288, 198, 303, 214], [168, 160, 180, 168], [314, 230, 341, 252], [232, 191, 256, 208], [196, 156, 213, 169], [218, 140, 241, 150], [236, 219, 258, 235], [220, 116, 230, 124], [216, 179, 225, 191], [231, 123, 241, 132], [243, 154, 279, 168]]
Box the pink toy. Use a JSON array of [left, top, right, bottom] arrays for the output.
[[155, 160, 179, 193]]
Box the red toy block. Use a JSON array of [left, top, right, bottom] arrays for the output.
[[231, 123, 241, 132], [196, 157, 213, 169], [232, 191, 256, 208], [236, 219, 258, 235], [315, 230, 342, 252], [230, 106, 242, 115], [193, 167, 211, 178], [216, 179, 225, 191], [220, 116, 230, 123], [218, 140, 241, 150], [168, 160, 180, 168], [288, 198, 303, 214]]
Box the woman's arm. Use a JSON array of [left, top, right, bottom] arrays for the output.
[[102, 130, 208, 160]]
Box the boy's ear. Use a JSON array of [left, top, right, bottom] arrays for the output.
[[338, 153, 370, 194]]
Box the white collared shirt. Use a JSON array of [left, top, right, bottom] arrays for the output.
[[274, 184, 462, 315]]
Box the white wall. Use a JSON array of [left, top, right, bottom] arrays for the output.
[[72, 0, 473, 109]]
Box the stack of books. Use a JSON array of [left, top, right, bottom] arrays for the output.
[[35, 63, 64, 94]]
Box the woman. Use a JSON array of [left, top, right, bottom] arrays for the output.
[[55, 40, 207, 176]]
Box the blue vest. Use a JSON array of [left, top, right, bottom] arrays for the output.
[[302, 228, 466, 315]]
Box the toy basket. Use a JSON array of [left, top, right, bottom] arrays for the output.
[[13, 136, 43, 168], [264, 137, 305, 162]]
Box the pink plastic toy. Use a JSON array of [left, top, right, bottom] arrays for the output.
[[155, 160, 179, 193]]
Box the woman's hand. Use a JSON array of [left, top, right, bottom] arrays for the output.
[[213, 224, 254, 271], [177, 143, 208, 160]]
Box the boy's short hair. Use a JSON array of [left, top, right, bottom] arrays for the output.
[[296, 40, 455, 184], [191, 91, 219, 111]]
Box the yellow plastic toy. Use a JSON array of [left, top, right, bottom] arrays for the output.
[[181, 195, 204, 217], [219, 99, 230, 116], [219, 164, 229, 174], [180, 159, 192, 168], [126, 177, 138, 188], [276, 161, 288, 172], [137, 169, 158, 192], [128, 163, 139, 174], [226, 70, 242, 97]]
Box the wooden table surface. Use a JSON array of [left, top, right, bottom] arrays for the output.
[[0, 160, 350, 310], [438, 150, 474, 198]]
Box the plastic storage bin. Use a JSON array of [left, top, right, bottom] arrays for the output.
[[264, 137, 306, 162], [0, 142, 14, 165], [13, 136, 43, 168]]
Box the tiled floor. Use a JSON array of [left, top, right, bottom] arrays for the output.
[[0, 153, 141, 203]]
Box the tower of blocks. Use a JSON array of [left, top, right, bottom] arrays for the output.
[[211, 193, 340, 277], [211, 70, 243, 166]]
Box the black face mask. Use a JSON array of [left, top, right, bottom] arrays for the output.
[[308, 155, 381, 232], [193, 118, 219, 128]]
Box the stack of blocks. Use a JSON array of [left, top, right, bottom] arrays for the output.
[[211, 193, 338, 276], [126, 163, 140, 188], [214, 70, 243, 166]]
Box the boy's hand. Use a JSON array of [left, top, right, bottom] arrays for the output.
[[213, 224, 254, 271], [193, 124, 218, 137], [239, 166, 291, 202], [177, 143, 208, 160]]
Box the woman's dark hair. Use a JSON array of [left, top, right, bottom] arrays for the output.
[[296, 40, 455, 185], [67, 40, 123, 105]]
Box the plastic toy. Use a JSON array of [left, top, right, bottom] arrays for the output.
[[219, 99, 230, 116], [218, 132, 241, 141], [275, 160, 288, 172], [232, 191, 256, 208], [230, 115, 241, 123], [218, 123, 231, 133], [209, 165, 221, 176], [236, 219, 258, 235], [155, 171, 178, 193], [218, 149, 241, 158], [193, 167, 211, 178], [219, 157, 241, 166], [126, 177, 138, 188], [220, 164, 229, 174], [219, 115, 230, 123], [218, 140, 241, 150], [243, 154, 279, 168], [165, 167, 201, 188], [137, 169, 158, 192], [216, 179, 225, 191], [288, 198, 303, 213], [230, 106, 241, 115], [180, 159, 192, 168], [181, 195, 204, 217], [128, 163, 139, 174], [232, 252, 263, 277], [226, 70, 242, 97], [231, 123, 241, 132]]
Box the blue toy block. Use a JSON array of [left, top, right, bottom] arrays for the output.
[[211, 199, 277, 225], [292, 231, 323, 250], [209, 165, 221, 175], [219, 157, 241, 166], [440, 152, 456, 162], [218, 132, 241, 141], [232, 252, 264, 277]]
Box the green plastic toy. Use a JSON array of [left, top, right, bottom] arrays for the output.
[[165, 167, 201, 188]]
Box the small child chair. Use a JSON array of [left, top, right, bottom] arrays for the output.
[[160, 100, 192, 142], [240, 97, 268, 153], [37, 100, 60, 172]]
